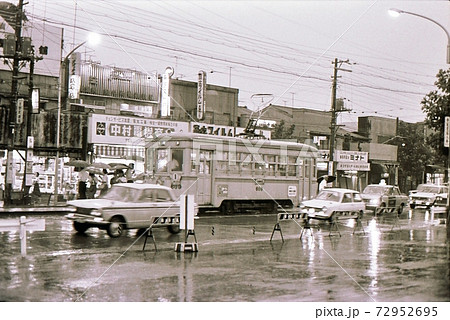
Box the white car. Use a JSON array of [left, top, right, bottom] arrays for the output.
[[65, 183, 197, 238], [409, 184, 448, 209], [300, 188, 366, 221]]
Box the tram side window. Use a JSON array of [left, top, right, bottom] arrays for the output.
[[266, 155, 276, 176], [157, 149, 169, 172], [199, 151, 211, 174], [216, 151, 229, 173], [287, 156, 297, 176], [191, 151, 198, 173], [254, 154, 267, 175], [170, 149, 183, 172], [304, 159, 310, 179], [278, 155, 287, 176], [239, 153, 252, 173]]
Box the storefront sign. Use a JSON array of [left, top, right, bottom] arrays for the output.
[[336, 162, 370, 171], [190, 123, 271, 139], [88, 113, 189, 146], [335, 150, 368, 163]]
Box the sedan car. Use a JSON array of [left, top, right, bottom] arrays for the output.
[[361, 184, 408, 214], [65, 183, 196, 238], [409, 184, 448, 209], [300, 188, 365, 221]]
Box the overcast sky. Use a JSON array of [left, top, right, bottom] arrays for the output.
[[22, 0, 450, 124]]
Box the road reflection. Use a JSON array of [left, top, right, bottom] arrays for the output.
[[0, 208, 448, 302]]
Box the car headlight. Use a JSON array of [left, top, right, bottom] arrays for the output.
[[369, 198, 380, 205], [90, 210, 102, 217]]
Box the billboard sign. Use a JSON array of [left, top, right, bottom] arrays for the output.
[[88, 113, 189, 146]]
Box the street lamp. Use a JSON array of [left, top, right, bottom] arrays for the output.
[[53, 33, 100, 205], [389, 8, 450, 237], [388, 8, 450, 64]]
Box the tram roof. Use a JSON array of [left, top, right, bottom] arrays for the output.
[[147, 132, 319, 152]]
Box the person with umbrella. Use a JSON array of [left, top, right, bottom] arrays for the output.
[[86, 172, 99, 199], [99, 169, 109, 196], [78, 169, 89, 199]]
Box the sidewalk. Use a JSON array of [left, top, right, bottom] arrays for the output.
[[0, 199, 75, 215]]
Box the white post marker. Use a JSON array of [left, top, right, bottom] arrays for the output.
[[176, 194, 198, 252], [0, 216, 45, 257]]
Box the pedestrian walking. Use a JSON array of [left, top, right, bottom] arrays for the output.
[[99, 169, 109, 196], [125, 163, 135, 183], [31, 172, 41, 205], [78, 169, 89, 199], [86, 172, 99, 199]]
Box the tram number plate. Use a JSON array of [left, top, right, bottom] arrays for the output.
[[288, 186, 297, 197]]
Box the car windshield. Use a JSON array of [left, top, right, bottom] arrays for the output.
[[99, 185, 138, 202], [362, 186, 387, 195], [417, 185, 442, 193], [315, 190, 341, 202]]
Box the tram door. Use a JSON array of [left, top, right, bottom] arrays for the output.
[[195, 150, 212, 205]]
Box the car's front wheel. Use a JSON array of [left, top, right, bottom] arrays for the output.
[[397, 203, 405, 215], [107, 216, 125, 238], [73, 221, 89, 234]]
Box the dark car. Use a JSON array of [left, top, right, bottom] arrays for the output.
[[361, 184, 408, 214]]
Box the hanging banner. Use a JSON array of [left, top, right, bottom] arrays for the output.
[[197, 70, 206, 120], [68, 52, 82, 99], [161, 67, 174, 117]]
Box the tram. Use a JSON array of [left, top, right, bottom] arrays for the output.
[[145, 133, 320, 214]]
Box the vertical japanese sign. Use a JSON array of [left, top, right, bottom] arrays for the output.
[[161, 67, 174, 117], [197, 70, 206, 120], [68, 52, 81, 99]]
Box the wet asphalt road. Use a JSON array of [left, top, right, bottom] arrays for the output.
[[0, 208, 448, 302]]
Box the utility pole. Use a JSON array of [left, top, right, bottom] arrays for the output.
[[329, 58, 352, 185], [4, 0, 24, 206], [1, 0, 43, 205]]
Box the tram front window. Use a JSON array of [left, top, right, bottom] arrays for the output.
[[157, 149, 169, 172], [170, 149, 183, 171]]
